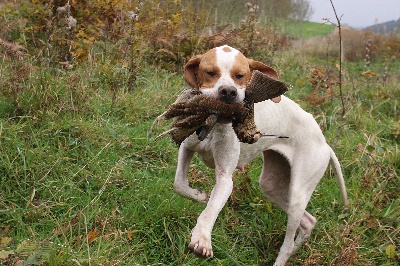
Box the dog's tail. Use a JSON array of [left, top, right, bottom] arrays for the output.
[[330, 148, 349, 210]]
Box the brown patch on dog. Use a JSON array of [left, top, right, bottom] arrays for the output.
[[184, 55, 202, 88], [230, 52, 251, 87], [197, 49, 221, 90], [247, 59, 279, 80], [222, 46, 232, 53]]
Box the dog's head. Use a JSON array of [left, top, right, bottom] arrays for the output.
[[184, 45, 279, 104]]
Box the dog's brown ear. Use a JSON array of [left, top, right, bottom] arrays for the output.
[[184, 55, 202, 89], [247, 59, 279, 80]]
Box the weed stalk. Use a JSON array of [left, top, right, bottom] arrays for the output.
[[329, 0, 345, 118]]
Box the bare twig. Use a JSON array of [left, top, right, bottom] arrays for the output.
[[329, 0, 345, 118]]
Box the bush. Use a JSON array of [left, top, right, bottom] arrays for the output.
[[0, 1, 288, 69]]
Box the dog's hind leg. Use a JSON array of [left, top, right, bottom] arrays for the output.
[[293, 210, 316, 253], [260, 149, 328, 266], [259, 150, 298, 265], [275, 206, 305, 265], [174, 145, 208, 203]]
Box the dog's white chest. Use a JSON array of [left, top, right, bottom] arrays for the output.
[[184, 123, 240, 169]]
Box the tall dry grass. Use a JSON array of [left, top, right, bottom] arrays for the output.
[[292, 26, 400, 62]]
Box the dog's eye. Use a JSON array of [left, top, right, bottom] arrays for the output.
[[235, 74, 244, 79], [206, 71, 216, 77]]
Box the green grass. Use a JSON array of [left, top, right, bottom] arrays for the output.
[[285, 20, 336, 39], [1, 48, 399, 265]]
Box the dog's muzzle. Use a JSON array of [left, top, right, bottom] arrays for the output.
[[218, 85, 238, 104]]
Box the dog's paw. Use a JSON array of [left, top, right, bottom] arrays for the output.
[[193, 189, 208, 203], [173, 183, 208, 203], [188, 229, 213, 258]]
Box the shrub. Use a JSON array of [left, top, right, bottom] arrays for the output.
[[0, 0, 288, 70]]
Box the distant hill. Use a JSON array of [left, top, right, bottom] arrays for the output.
[[364, 18, 400, 34]]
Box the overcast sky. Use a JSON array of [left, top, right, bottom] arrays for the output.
[[308, 0, 400, 28]]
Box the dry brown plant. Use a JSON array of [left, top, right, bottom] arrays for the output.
[[306, 67, 338, 106], [0, 38, 28, 60]]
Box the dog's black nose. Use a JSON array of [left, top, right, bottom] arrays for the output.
[[218, 85, 237, 103]]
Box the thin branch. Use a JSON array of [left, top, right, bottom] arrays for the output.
[[329, 0, 345, 117]]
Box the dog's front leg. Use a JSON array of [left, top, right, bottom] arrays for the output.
[[174, 145, 208, 203], [189, 127, 240, 258]]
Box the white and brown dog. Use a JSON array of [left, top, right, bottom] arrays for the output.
[[172, 45, 348, 265]]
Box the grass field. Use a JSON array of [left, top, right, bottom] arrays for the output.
[[0, 10, 399, 265], [1, 46, 399, 265], [285, 20, 336, 39]]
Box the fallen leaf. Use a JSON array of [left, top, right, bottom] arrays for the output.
[[385, 244, 396, 259], [126, 231, 134, 240], [0, 237, 12, 249], [361, 70, 376, 77], [87, 229, 100, 244], [0, 250, 14, 259], [16, 240, 37, 256]]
